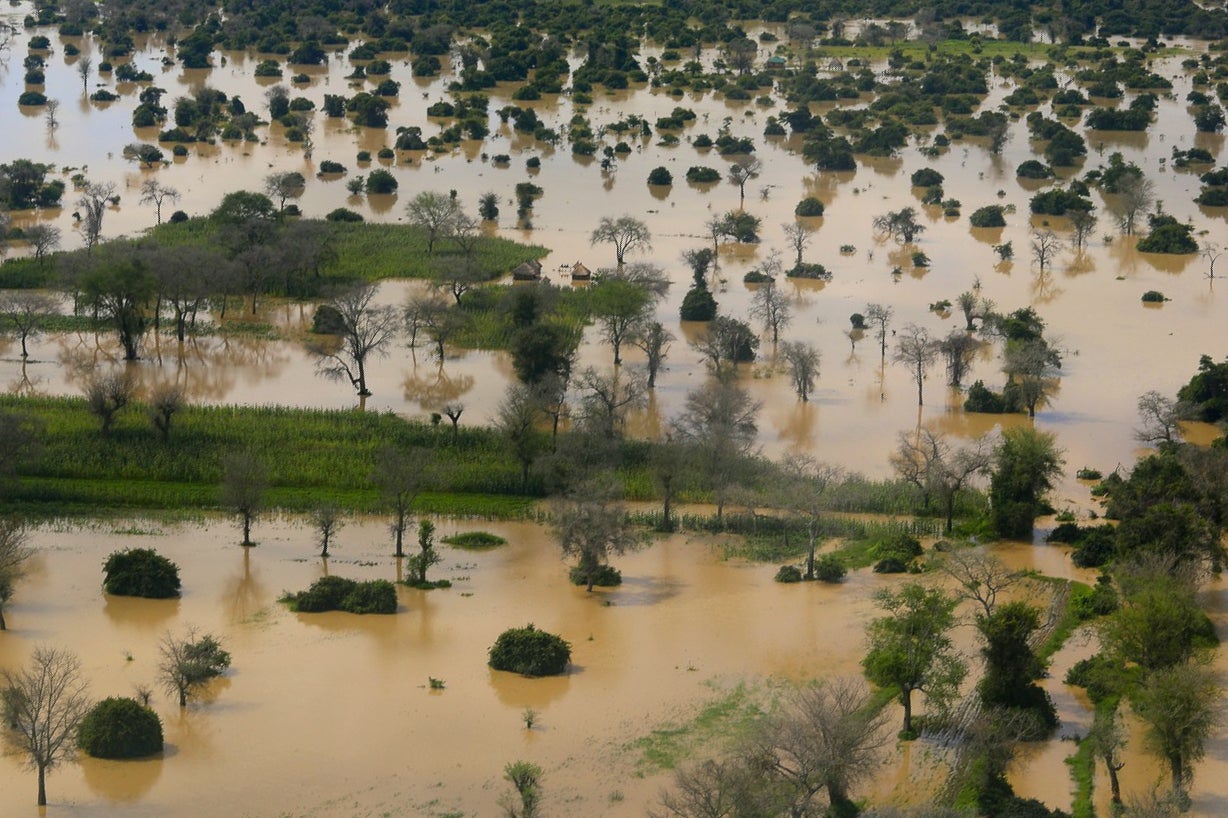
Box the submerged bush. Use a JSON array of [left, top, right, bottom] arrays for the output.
[[285, 576, 397, 614], [813, 555, 847, 583], [794, 196, 825, 216], [568, 564, 621, 587], [775, 564, 803, 583], [102, 548, 181, 598], [442, 531, 507, 549], [489, 624, 571, 676], [78, 698, 163, 759]]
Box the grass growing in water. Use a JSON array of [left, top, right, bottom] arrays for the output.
[[442, 531, 508, 549]]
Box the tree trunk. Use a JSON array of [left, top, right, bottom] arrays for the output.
[[37, 763, 47, 806], [0, 605, 6, 631], [805, 530, 817, 580], [179, 686, 187, 707], [945, 493, 956, 533], [1171, 756, 1184, 801], [661, 493, 672, 532], [242, 516, 252, 546], [1105, 758, 1122, 805], [902, 687, 913, 735], [393, 513, 405, 558]]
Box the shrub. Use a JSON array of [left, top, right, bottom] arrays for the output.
[[442, 531, 508, 549], [318, 160, 346, 174], [172, 145, 188, 157], [685, 166, 720, 183], [787, 263, 831, 280], [873, 557, 910, 574], [647, 166, 673, 185], [680, 285, 717, 321], [910, 168, 944, 187], [489, 624, 571, 676], [775, 565, 803, 583], [356, 150, 371, 162], [90, 89, 119, 102], [794, 197, 825, 217], [103, 548, 181, 598], [78, 698, 163, 759], [169, 210, 189, 223], [377, 147, 395, 159], [286, 576, 397, 614], [813, 555, 846, 583], [964, 380, 1010, 413], [18, 91, 48, 106], [849, 313, 867, 330], [743, 270, 773, 284], [970, 205, 1007, 227], [1016, 160, 1053, 179], [365, 169, 397, 194], [568, 564, 621, 587], [1141, 290, 1166, 302], [325, 207, 363, 223], [311, 304, 346, 334]]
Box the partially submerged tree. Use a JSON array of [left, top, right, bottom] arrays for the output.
[[1132, 662, 1221, 805], [727, 154, 762, 207], [311, 504, 343, 558], [590, 215, 651, 265], [779, 340, 820, 402], [0, 518, 33, 631], [220, 451, 268, 546], [893, 324, 938, 405], [77, 181, 117, 252], [551, 481, 642, 590], [372, 446, 432, 557], [749, 278, 791, 345], [1, 646, 91, 806], [780, 454, 841, 580], [407, 519, 442, 586], [891, 429, 993, 532], [672, 381, 761, 522], [989, 426, 1063, 540], [0, 291, 61, 359], [309, 283, 400, 397], [138, 179, 180, 225], [500, 760, 543, 818], [158, 628, 231, 707], [873, 207, 925, 243], [146, 382, 185, 443], [405, 190, 461, 254], [632, 321, 673, 389]]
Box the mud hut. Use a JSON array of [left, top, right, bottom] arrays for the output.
[[571, 261, 592, 281], [511, 260, 543, 281]]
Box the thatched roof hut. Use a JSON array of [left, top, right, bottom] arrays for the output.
[[571, 261, 592, 281], [511, 260, 543, 281]]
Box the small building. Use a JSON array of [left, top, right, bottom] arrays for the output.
[[571, 261, 592, 281], [765, 55, 788, 71], [511, 260, 543, 281]]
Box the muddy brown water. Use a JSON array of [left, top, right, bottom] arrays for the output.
[[3, 7, 1228, 814]]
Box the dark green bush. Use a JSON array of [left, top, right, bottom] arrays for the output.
[[873, 557, 910, 574], [569, 564, 621, 587], [286, 576, 397, 614], [365, 169, 397, 194], [442, 531, 507, 549], [680, 285, 717, 321], [910, 168, 944, 187], [787, 263, 831, 280], [964, 380, 1010, 413], [318, 160, 346, 174], [685, 166, 720, 183], [311, 304, 346, 334], [775, 565, 803, 583], [647, 166, 673, 185], [78, 698, 163, 759], [970, 205, 1007, 227], [18, 91, 48, 105], [325, 207, 363, 223], [813, 555, 847, 583], [342, 579, 398, 613], [1141, 290, 1166, 302], [102, 548, 181, 598], [489, 624, 571, 676], [794, 197, 825, 216], [1016, 160, 1053, 179]]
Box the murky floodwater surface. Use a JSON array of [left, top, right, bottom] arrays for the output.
[[3, 5, 1228, 815]]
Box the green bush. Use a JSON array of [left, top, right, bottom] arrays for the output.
[[489, 624, 571, 676], [685, 166, 720, 183], [442, 531, 507, 549], [78, 698, 163, 759], [787, 263, 831, 280], [813, 555, 847, 583], [311, 304, 346, 334], [18, 91, 48, 106], [970, 205, 1007, 227], [775, 564, 803, 583], [325, 207, 364, 223], [910, 168, 944, 187], [318, 160, 346, 174], [647, 166, 673, 185], [365, 169, 397, 194], [1141, 290, 1166, 302], [102, 548, 181, 598], [873, 557, 910, 574], [568, 564, 621, 587], [680, 285, 717, 321], [286, 576, 397, 614], [794, 197, 825, 216]]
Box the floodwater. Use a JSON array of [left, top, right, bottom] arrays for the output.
[[3, 4, 1228, 814]]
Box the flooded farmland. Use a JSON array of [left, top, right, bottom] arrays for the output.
[[3, 2, 1228, 815]]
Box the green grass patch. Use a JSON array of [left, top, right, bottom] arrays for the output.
[[1066, 730, 1096, 818], [442, 531, 507, 549], [632, 681, 767, 773]]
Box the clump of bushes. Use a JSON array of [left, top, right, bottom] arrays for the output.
[[787, 263, 831, 280], [969, 205, 1006, 227], [442, 531, 507, 549], [813, 555, 847, 583], [794, 197, 825, 217], [318, 160, 346, 174], [325, 207, 363, 223], [103, 548, 181, 598], [78, 698, 163, 759], [568, 564, 621, 587], [647, 166, 673, 185], [686, 166, 720, 183], [775, 564, 803, 583], [489, 624, 571, 676], [283, 576, 397, 614], [871, 533, 922, 574]]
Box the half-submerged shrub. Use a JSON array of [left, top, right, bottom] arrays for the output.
[[103, 548, 181, 598], [489, 624, 571, 676], [442, 531, 507, 549], [78, 697, 163, 759], [775, 564, 803, 583], [813, 555, 847, 583], [1141, 290, 1166, 302], [568, 564, 621, 587], [285, 576, 397, 614], [794, 196, 825, 216]]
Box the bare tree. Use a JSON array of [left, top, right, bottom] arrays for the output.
[[590, 215, 651, 265], [780, 454, 842, 579], [311, 504, 343, 557], [78, 181, 116, 252], [1112, 174, 1155, 236], [2, 646, 91, 806], [309, 283, 401, 397], [0, 291, 60, 358], [0, 518, 33, 631], [655, 755, 783, 818], [783, 221, 815, 269], [435, 254, 486, 305], [576, 366, 647, 439], [728, 155, 762, 207], [864, 303, 893, 364], [632, 321, 673, 389], [43, 98, 59, 129], [936, 329, 979, 387], [77, 53, 92, 93], [893, 324, 938, 405], [442, 402, 464, 441], [1069, 209, 1097, 251], [1030, 230, 1063, 271], [749, 278, 791, 345], [891, 429, 994, 532], [872, 208, 925, 243], [83, 369, 135, 436], [672, 381, 761, 522], [1202, 243, 1222, 285], [146, 381, 185, 442], [1135, 390, 1184, 447], [158, 628, 231, 707], [221, 452, 268, 546], [936, 548, 1018, 617], [779, 340, 820, 402], [139, 179, 181, 225], [24, 223, 61, 263]]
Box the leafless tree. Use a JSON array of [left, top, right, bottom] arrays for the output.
[[783, 221, 815, 268], [780, 454, 842, 579], [1112, 174, 1155, 236], [779, 340, 820, 402], [221, 452, 268, 546], [0, 518, 33, 631], [891, 429, 994, 532], [0, 291, 60, 358], [551, 478, 643, 591], [864, 303, 893, 363], [78, 181, 116, 252], [83, 369, 135, 436], [139, 179, 181, 225], [146, 381, 185, 442], [43, 98, 59, 129], [24, 223, 61, 263], [936, 329, 979, 387], [632, 321, 674, 389], [309, 283, 401, 397], [728, 155, 762, 207], [442, 402, 464, 441], [1068, 209, 1097, 251], [937, 548, 1019, 617], [2, 646, 91, 805], [893, 323, 938, 405], [1030, 229, 1063, 272], [749, 278, 791, 345], [311, 504, 343, 557], [577, 366, 647, 439], [672, 381, 761, 522], [405, 190, 461, 255], [77, 53, 92, 92], [372, 446, 432, 556], [1135, 390, 1184, 447], [158, 627, 231, 707]]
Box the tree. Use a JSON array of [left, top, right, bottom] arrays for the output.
[[937, 329, 979, 388], [727, 155, 762, 207], [590, 276, 655, 366], [1003, 337, 1061, 418], [783, 221, 814, 269], [632, 321, 673, 389], [1132, 662, 1221, 804], [311, 504, 343, 558], [83, 369, 134, 436], [976, 601, 1057, 736], [1069, 209, 1097, 251], [263, 171, 305, 213], [551, 482, 642, 591], [1111, 174, 1155, 236], [1085, 705, 1126, 808], [408, 519, 441, 585], [405, 190, 461, 255], [372, 446, 431, 557], [435, 255, 486, 305], [590, 215, 651, 265], [754, 678, 888, 815], [146, 382, 185, 443], [893, 324, 938, 405], [221, 451, 268, 546], [77, 53, 92, 92], [442, 402, 464, 441], [24, 223, 61, 263], [1030, 230, 1063, 271], [309, 283, 400, 397], [576, 366, 646, 439], [0, 518, 33, 631], [749, 278, 790, 345], [1, 646, 91, 806], [78, 181, 117, 252], [989, 427, 1063, 539], [892, 429, 993, 532], [43, 98, 59, 129], [863, 584, 965, 736], [123, 142, 164, 169], [780, 454, 841, 580], [158, 628, 231, 707], [692, 315, 759, 380], [937, 549, 1018, 619], [779, 340, 820, 402], [1101, 570, 1212, 672], [673, 381, 760, 522], [1135, 390, 1183, 447], [0, 291, 60, 358], [656, 755, 783, 818], [78, 245, 157, 360], [864, 303, 894, 364], [138, 179, 180, 225], [873, 207, 925, 243], [497, 384, 546, 492]]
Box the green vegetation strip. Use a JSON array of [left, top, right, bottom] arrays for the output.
[[632, 682, 767, 773]]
